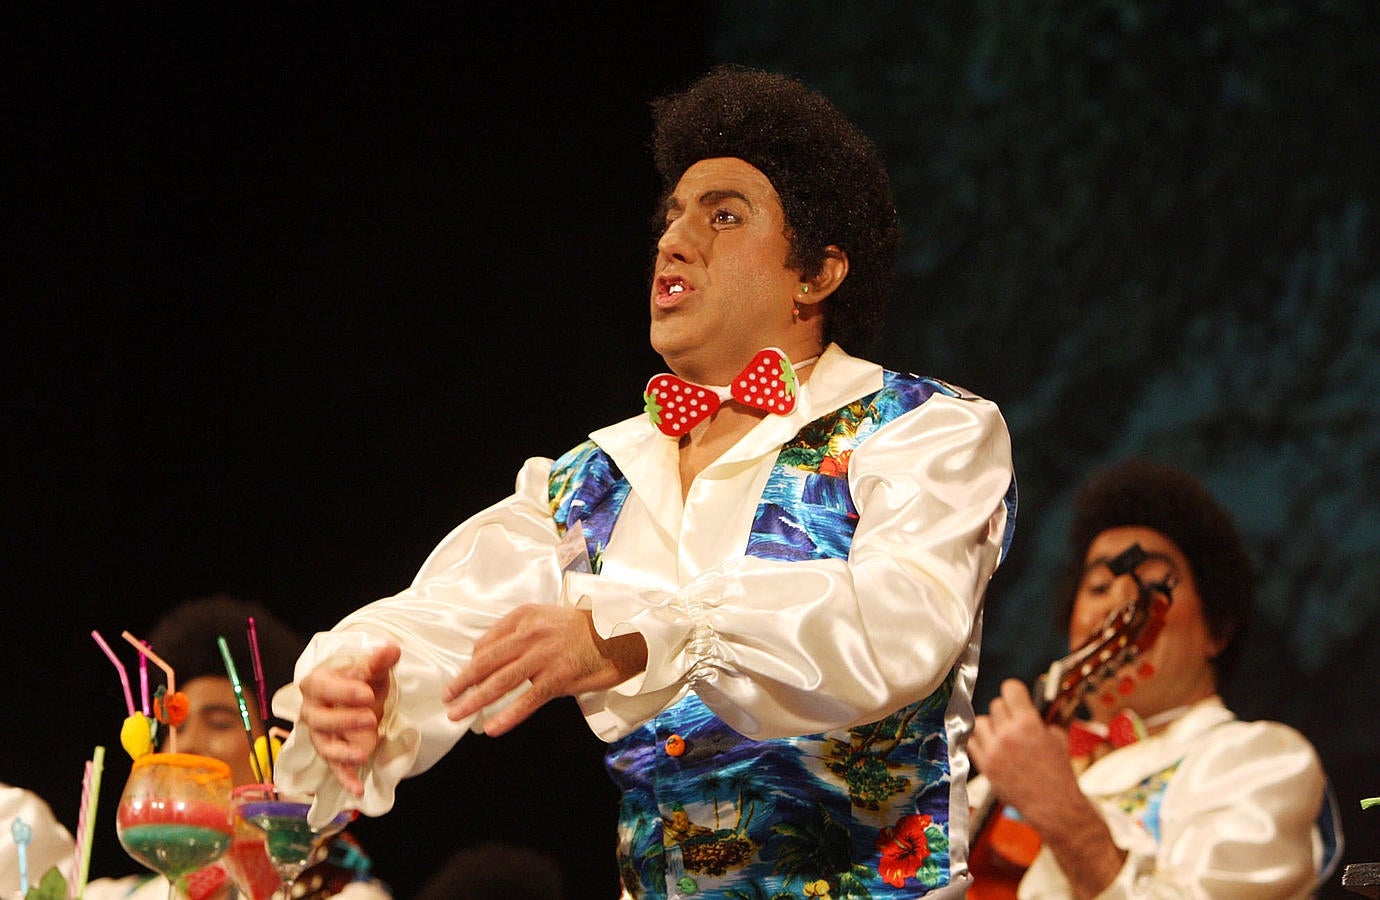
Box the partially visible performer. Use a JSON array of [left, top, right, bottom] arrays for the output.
[[1, 781, 75, 894], [970, 460, 1340, 899], [273, 66, 1017, 898], [86, 596, 389, 900]]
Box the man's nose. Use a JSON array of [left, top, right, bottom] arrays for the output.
[[1109, 573, 1142, 605], [657, 217, 699, 263], [172, 730, 204, 756], [1081, 578, 1141, 631]]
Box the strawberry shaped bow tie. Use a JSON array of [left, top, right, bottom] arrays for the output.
[[644, 347, 800, 436], [1067, 709, 1147, 759]]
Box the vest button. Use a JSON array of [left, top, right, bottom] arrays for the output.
[[664, 734, 686, 757]]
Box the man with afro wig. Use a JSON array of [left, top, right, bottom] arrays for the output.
[[275, 66, 1017, 900]]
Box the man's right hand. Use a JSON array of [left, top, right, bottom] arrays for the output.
[[971, 678, 1126, 898], [295, 643, 402, 796]]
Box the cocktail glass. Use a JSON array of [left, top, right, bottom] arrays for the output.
[[115, 752, 235, 900], [215, 815, 281, 900], [232, 783, 352, 898]]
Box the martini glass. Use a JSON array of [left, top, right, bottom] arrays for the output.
[[232, 783, 352, 898], [116, 752, 235, 900]]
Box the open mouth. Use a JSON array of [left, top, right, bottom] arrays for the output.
[[655, 275, 693, 305]]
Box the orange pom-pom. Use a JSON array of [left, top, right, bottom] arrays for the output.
[[154, 689, 191, 727], [164, 691, 190, 726]]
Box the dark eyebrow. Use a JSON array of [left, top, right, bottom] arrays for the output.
[[697, 188, 753, 209], [193, 702, 242, 715], [1084, 551, 1176, 573], [656, 188, 753, 222]]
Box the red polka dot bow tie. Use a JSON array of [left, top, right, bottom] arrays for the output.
[[1067, 709, 1147, 759], [644, 347, 800, 436]]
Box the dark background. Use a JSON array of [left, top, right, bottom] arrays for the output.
[[6, 4, 1377, 898]]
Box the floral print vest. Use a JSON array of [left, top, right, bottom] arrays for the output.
[[549, 373, 969, 900]]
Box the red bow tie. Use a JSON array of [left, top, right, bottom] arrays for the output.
[[1067, 709, 1147, 759], [644, 347, 800, 436]]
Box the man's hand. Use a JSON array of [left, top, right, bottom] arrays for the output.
[[971, 678, 1076, 816], [970, 678, 1126, 898], [296, 643, 401, 797], [443, 605, 647, 737]]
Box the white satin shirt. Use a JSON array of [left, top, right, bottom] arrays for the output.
[[273, 344, 1015, 833], [1019, 696, 1331, 899]]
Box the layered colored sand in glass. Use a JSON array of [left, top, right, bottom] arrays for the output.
[[117, 799, 233, 878]]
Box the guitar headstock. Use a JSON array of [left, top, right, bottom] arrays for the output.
[[1034, 543, 1177, 724]]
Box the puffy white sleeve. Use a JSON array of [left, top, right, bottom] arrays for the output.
[[1022, 721, 1326, 899], [272, 456, 563, 824], [1101, 722, 1324, 899], [575, 392, 1015, 740]]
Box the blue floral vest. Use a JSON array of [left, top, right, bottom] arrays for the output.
[[549, 373, 1008, 900]]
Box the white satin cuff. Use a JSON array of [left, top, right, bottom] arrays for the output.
[[273, 459, 563, 825]]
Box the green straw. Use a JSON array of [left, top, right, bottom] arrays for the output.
[[217, 636, 265, 783]]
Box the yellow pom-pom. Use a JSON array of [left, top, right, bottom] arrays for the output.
[[251, 734, 282, 782], [120, 713, 155, 760]]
